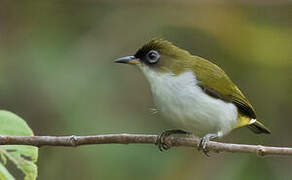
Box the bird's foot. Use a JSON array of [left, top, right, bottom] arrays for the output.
[[156, 129, 188, 151], [198, 133, 221, 156]]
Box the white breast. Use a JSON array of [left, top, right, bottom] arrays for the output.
[[139, 65, 238, 137]]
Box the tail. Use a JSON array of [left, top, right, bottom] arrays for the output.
[[247, 120, 271, 134]]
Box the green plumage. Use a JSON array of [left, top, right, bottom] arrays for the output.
[[135, 39, 270, 134], [189, 56, 256, 118]]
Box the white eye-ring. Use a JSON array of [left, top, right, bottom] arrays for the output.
[[146, 50, 160, 64]]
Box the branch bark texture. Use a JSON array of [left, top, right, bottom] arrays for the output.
[[0, 134, 291, 156]]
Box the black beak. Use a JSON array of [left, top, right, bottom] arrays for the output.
[[114, 56, 140, 65]]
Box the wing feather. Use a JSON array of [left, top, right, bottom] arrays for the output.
[[191, 56, 256, 119]]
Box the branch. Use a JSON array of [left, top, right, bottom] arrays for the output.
[[0, 133, 291, 156]]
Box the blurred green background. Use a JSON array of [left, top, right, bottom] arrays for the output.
[[0, 1, 292, 179]]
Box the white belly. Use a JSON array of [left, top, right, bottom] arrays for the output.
[[139, 66, 238, 137]]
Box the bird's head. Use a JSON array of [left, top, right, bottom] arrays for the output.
[[114, 39, 192, 75]]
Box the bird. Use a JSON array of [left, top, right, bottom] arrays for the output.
[[114, 39, 270, 154]]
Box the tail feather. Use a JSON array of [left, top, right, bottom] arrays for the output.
[[247, 120, 271, 134]]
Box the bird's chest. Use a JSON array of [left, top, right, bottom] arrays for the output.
[[141, 69, 238, 136]]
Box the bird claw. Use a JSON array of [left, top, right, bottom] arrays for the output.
[[156, 129, 188, 152], [156, 131, 171, 151], [197, 133, 221, 156], [198, 136, 210, 156]]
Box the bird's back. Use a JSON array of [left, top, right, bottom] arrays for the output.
[[188, 56, 270, 134]]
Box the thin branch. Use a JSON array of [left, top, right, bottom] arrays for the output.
[[0, 134, 291, 156]]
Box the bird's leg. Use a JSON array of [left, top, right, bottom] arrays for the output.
[[198, 132, 222, 156], [156, 129, 189, 151]]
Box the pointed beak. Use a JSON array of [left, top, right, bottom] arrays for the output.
[[114, 56, 140, 65]]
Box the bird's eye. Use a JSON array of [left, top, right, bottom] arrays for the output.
[[146, 50, 160, 64]]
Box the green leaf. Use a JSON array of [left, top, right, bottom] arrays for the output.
[[0, 152, 7, 165], [0, 110, 38, 180], [0, 162, 14, 180]]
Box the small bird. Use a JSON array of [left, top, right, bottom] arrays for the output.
[[115, 39, 270, 154]]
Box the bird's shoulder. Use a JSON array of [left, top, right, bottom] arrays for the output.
[[189, 56, 256, 119]]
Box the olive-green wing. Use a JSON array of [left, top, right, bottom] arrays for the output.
[[191, 56, 256, 119]]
